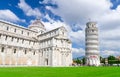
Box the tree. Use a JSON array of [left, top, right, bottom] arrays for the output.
[[73, 58, 81, 65], [108, 55, 116, 60], [107, 55, 116, 65], [100, 56, 103, 62], [76, 58, 81, 64], [82, 57, 86, 65], [101, 58, 105, 64]]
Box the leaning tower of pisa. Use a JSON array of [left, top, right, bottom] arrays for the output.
[[85, 21, 100, 66]]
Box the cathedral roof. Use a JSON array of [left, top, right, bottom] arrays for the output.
[[29, 19, 45, 29], [0, 19, 37, 32]]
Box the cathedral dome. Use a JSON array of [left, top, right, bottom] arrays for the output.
[[28, 19, 46, 33]]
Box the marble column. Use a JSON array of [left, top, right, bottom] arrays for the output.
[[38, 50, 41, 66], [2, 46, 7, 66], [15, 47, 18, 66], [8, 46, 13, 66]]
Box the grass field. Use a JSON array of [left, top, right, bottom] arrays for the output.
[[0, 67, 120, 77]]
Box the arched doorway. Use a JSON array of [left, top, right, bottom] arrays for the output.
[[45, 58, 48, 66]]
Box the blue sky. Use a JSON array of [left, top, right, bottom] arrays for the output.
[[0, 0, 120, 58]]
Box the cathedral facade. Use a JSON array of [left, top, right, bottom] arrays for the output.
[[0, 19, 72, 66]]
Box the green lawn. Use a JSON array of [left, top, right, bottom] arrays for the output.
[[0, 67, 120, 77]]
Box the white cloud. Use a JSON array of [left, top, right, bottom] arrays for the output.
[[72, 48, 85, 58], [98, 6, 120, 30], [43, 21, 66, 31], [18, 0, 41, 17], [42, 14, 71, 31], [101, 50, 120, 57], [45, 0, 112, 26], [69, 30, 85, 45], [0, 9, 25, 22], [99, 5, 120, 50]]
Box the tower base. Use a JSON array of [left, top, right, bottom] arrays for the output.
[[86, 55, 100, 66]]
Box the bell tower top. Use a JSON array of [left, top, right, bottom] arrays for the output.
[[86, 21, 97, 28]]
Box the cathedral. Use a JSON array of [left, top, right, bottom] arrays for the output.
[[0, 19, 72, 66]]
